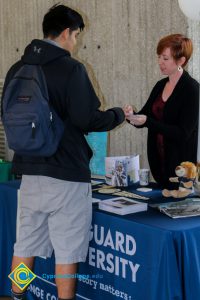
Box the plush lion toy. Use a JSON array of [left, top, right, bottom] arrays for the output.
[[162, 161, 197, 198]]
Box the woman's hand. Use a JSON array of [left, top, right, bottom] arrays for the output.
[[127, 114, 147, 126]]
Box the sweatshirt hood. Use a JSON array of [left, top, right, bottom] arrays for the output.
[[21, 39, 70, 65]]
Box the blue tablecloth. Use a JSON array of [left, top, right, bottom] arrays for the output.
[[1, 181, 200, 300], [0, 180, 20, 295]]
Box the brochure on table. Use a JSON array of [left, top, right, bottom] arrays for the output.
[[154, 198, 200, 218], [98, 197, 147, 215]]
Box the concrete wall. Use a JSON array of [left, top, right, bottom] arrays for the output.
[[0, 0, 189, 168]]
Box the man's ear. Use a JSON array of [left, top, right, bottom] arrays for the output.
[[61, 28, 70, 40]]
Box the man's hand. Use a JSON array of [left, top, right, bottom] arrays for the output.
[[123, 105, 133, 118]]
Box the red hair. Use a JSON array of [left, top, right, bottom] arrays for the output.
[[157, 34, 193, 67]]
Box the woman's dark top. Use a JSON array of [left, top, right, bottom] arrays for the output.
[[137, 71, 199, 188], [152, 94, 166, 178]]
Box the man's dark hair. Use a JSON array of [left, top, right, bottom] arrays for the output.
[[42, 4, 85, 38]]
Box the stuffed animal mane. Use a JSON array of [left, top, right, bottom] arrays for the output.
[[162, 161, 197, 198]]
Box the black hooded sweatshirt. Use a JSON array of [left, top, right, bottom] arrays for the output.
[[2, 39, 125, 182]]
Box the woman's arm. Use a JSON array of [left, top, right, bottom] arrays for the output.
[[144, 80, 199, 142]]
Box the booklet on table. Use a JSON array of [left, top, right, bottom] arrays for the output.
[[153, 198, 200, 218], [98, 197, 147, 215]]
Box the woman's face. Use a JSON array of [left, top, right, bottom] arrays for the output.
[[157, 47, 179, 76]]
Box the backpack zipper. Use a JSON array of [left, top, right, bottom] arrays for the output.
[[50, 112, 53, 122], [32, 122, 36, 138]]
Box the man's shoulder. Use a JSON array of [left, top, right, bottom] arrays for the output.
[[49, 55, 85, 79], [62, 56, 85, 72]]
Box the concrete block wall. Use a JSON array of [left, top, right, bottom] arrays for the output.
[[0, 0, 193, 170]]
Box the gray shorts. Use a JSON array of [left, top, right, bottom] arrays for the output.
[[14, 175, 92, 264]]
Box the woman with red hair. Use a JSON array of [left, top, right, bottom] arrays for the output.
[[126, 34, 199, 188]]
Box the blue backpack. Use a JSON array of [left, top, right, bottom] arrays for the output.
[[2, 64, 64, 157]]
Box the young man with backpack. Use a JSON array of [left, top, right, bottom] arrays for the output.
[[1, 5, 126, 300]]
